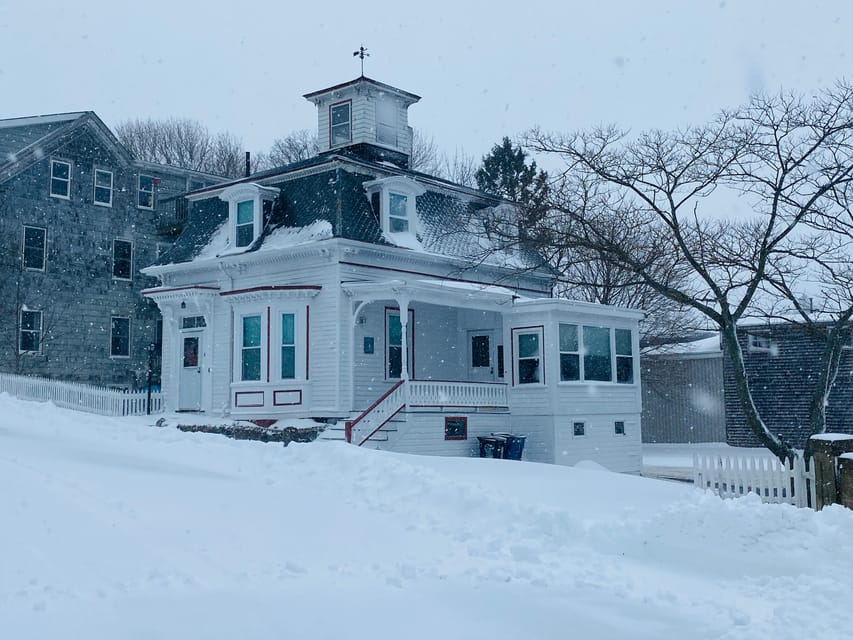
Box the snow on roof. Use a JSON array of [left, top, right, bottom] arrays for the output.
[[0, 112, 86, 129], [645, 334, 722, 356], [194, 219, 333, 261], [414, 279, 520, 298]]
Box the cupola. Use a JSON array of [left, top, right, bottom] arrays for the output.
[[303, 76, 421, 169]]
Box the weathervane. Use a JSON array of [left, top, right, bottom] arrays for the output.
[[353, 45, 369, 77]]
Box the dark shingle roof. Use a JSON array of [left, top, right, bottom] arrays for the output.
[[0, 112, 86, 158], [156, 154, 546, 272]]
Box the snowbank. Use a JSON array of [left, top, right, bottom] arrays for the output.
[[1, 393, 851, 639]]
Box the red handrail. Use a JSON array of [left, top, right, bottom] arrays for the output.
[[349, 379, 405, 429]]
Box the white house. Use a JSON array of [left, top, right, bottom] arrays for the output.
[[142, 76, 644, 472]]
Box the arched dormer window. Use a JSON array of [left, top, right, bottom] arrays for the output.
[[363, 176, 426, 242], [219, 183, 280, 251]]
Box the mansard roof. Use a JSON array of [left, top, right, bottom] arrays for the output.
[[154, 151, 547, 273]]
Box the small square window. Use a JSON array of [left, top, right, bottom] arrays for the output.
[[110, 316, 130, 358], [50, 160, 71, 198], [112, 240, 133, 280], [748, 334, 773, 353], [615, 421, 625, 435], [444, 416, 468, 441], [94, 169, 113, 206], [573, 422, 585, 437], [22, 226, 46, 271], [138, 175, 155, 209]]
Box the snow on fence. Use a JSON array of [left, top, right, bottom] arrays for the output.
[[694, 450, 816, 509], [0, 372, 162, 417]]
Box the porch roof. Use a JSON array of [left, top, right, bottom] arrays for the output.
[[342, 279, 523, 311]]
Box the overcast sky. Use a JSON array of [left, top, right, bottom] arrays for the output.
[[0, 0, 849, 164]]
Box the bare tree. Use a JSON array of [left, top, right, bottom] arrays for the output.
[[266, 129, 320, 167], [522, 83, 853, 462], [115, 118, 248, 178], [440, 149, 478, 188]]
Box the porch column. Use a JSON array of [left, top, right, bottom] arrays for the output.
[[398, 295, 410, 382]]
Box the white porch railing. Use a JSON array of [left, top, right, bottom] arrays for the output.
[[0, 372, 162, 417], [349, 380, 407, 446], [694, 451, 815, 508], [408, 380, 508, 408], [349, 380, 509, 446]]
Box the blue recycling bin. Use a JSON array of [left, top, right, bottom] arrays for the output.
[[492, 432, 526, 460], [477, 435, 506, 459]]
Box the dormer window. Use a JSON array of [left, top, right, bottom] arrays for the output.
[[389, 193, 409, 232], [219, 183, 280, 252], [236, 200, 255, 247], [363, 176, 426, 242], [330, 101, 351, 147]]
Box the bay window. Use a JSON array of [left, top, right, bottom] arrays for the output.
[[241, 315, 262, 381], [514, 327, 543, 385], [558, 324, 636, 384]]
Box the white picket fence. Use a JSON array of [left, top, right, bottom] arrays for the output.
[[0, 372, 162, 417], [694, 450, 816, 508]]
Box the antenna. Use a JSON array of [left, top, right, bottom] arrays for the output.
[[352, 45, 369, 77]]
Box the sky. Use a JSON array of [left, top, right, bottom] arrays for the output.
[[0, 0, 850, 165]]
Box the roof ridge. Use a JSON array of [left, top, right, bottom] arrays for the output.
[[0, 112, 89, 130]]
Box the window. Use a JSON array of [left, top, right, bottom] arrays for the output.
[[615, 421, 626, 436], [583, 326, 612, 382], [748, 333, 773, 353], [112, 240, 133, 280], [241, 315, 262, 381], [156, 242, 171, 259], [388, 193, 409, 233], [559, 323, 580, 381], [573, 421, 586, 437], [138, 175, 155, 209], [110, 316, 130, 358], [281, 313, 296, 379], [235, 200, 254, 248], [515, 328, 543, 384], [387, 312, 402, 379], [22, 226, 46, 271], [181, 316, 206, 329], [497, 344, 505, 378], [94, 169, 113, 206], [444, 416, 468, 441], [219, 183, 279, 252], [19, 309, 42, 353], [363, 176, 425, 239], [471, 335, 490, 368], [330, 101, 351, 147], [375, 98, 397, 146], [615, 329, 634, 384], [50, 160, 71, 198]]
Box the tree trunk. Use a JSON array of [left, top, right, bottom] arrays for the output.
[[719, 323, 796, 463]]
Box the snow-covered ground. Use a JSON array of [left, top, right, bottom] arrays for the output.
[[2, 394, 851, 639]]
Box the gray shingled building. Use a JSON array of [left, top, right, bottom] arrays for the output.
[[0, 112, 222, 388]]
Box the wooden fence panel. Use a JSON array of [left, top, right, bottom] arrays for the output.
[[693, 450, 815, 508], [0, 372, 162, 417]]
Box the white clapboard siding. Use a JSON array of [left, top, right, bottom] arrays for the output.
[[693, 451, 816, 508], [0, 372, 162, 417]]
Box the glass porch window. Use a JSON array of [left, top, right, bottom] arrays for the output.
[[517, 331, 541, 384], [583, 326, 612, 381], [241, 315, 261, 381], [281, 313, 295, 379], [559, 323, 580, 381], [615, 328, 634, 384]]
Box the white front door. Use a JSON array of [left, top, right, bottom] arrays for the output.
[[178, 332, 203, 410], [468, 330, 497, 382]]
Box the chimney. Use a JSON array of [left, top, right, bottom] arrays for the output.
[[245, 151, 251, 178]]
